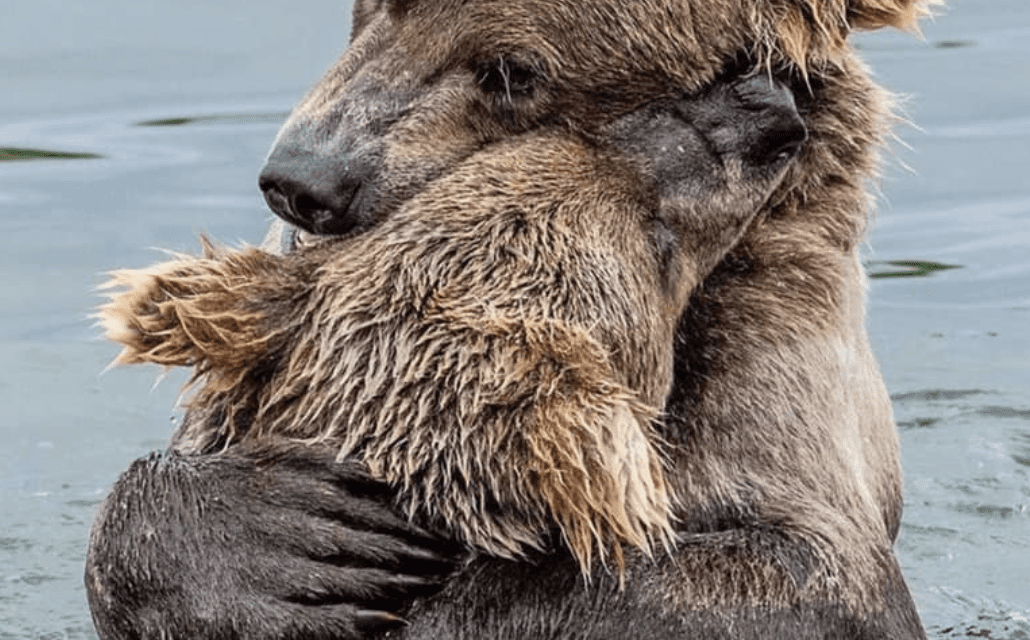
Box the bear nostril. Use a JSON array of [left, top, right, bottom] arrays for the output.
[[292, 193, 333, 223], [719, 75, 809, 169], [258, 169, 364, 236], [761, 119, 808, 166], [260, 181, 295, 224], [259, 177, 336, 233], [766, 119, 803, 163]]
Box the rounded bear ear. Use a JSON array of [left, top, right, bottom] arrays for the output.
[[846, 0, 943, 32]]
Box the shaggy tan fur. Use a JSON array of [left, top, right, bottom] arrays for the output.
[[100, 134, 791, 573]]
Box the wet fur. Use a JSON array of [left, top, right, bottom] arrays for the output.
[[90, 0, 940, 637], [101, 130, 791, 573], [100, 235, 670, 572]]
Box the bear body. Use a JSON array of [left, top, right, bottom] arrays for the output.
[[86, 0, 937, 638], [99, 81, 802, 576]]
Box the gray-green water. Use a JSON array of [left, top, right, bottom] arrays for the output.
[[1, 1, 1027, 638]]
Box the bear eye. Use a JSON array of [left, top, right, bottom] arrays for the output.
[[475, 56, 539, 101]]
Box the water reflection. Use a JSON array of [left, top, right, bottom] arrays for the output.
[[898, 416, 941, 429], [978, 406, 1030, 420], [937, 610, 1030, 640], [1013, 434, 1030, 468], [933, 40, 976, 49], [0, 147, 102, 161], [855, 39, 977, 52], [137, 112, 289, 127], [893, 389, 989, 403], [867, 259, 962, 279]]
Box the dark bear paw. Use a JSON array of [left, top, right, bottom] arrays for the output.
[[85, 441, 461, 640]]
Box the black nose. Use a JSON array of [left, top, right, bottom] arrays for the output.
[[732, 76, 808, 167], [750, 117, 808, 166], [258, 147, 374, 236]]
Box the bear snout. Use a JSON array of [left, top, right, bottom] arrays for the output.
[[732, 76, 809, 168], [259, 145, 378, 237], [686, 75, 809, 172]]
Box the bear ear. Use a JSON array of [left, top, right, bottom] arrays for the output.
[[846, 0, 942, 32], [767, 0, 941, 68]]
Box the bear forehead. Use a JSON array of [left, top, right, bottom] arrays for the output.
[[370, 0, 763, 90], [373, 0, 872, 83]]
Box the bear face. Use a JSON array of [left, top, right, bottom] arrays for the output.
[[259, 0, 936, 243], [100, 73, 805, 573]]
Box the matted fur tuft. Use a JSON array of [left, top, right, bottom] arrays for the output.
[[748, 0, 943, 70], [97, 239, 297, 391]]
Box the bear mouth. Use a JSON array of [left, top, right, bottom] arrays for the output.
[[268, 220, 327, 255], [282, 224, 302, 253]]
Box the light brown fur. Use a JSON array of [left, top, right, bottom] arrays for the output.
[[100, 130, 792, 573]]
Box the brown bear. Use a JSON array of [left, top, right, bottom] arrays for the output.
[[85, 0, 938, 638], [95, 79, 801, 578]]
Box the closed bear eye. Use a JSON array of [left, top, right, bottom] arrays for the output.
[[475, 56, 541, 102]]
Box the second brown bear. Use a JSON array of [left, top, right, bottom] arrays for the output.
[[99, 79, 799, 575]]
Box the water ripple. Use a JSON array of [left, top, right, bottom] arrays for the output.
[[893, 389, 991, 404], [926, 117, 1030, 139]]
